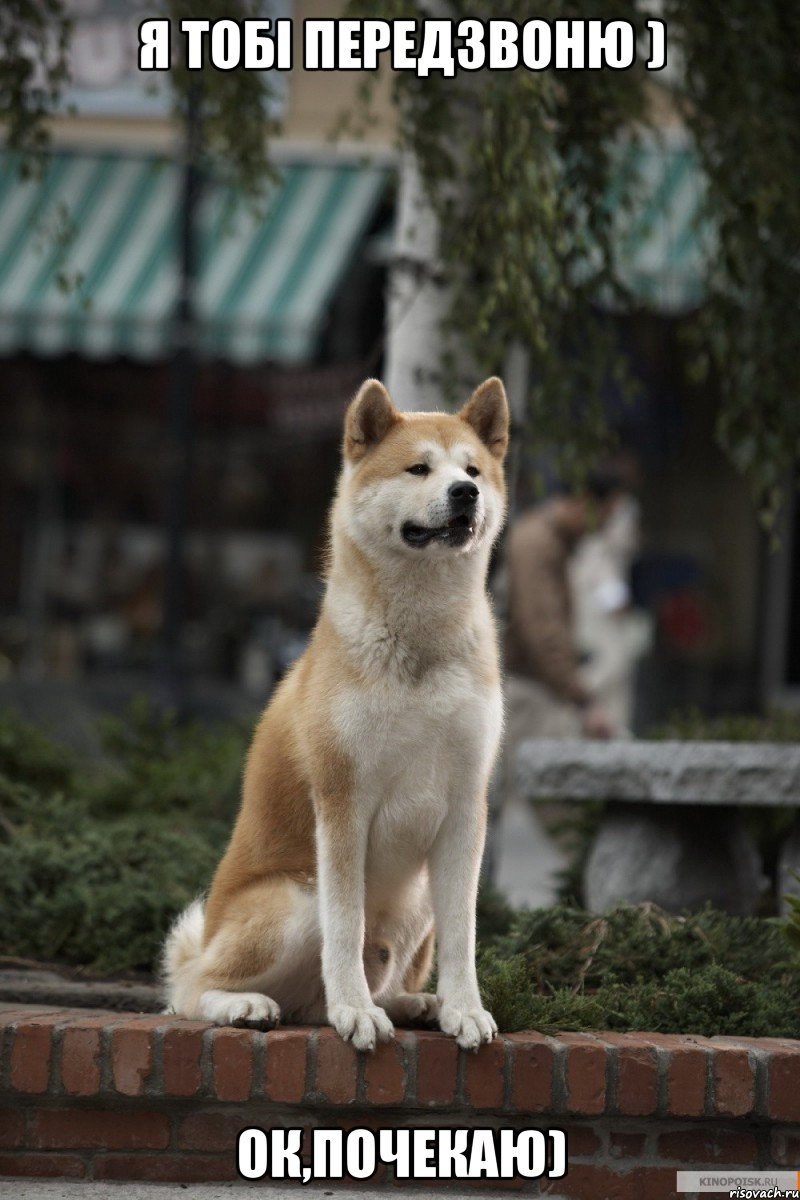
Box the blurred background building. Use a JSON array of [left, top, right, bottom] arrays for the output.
[[0, 0, 796, 729]]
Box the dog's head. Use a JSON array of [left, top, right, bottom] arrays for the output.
[[336, 377, 509, 562]]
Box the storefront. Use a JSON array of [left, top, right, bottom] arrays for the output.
[[0, 148, 392, 685]]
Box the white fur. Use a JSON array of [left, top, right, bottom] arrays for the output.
[[315, 431, 504, 1049], [199, 989, 280, 1027], [161, 897, 204, 993]]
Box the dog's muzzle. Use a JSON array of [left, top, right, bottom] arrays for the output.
[[401, 482, 480, 548]]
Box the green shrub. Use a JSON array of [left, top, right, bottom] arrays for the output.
[[494, 903, 795, 989], [478, 958, 799, 1040], [785, 873, 800, 953], [475, 902, 800, 1037], [648, 706, 800, 743], [0, 811, 226, 974], [0, 707, 74, 791], [0, 701, 246, 975], [89, 696, 248, 820]]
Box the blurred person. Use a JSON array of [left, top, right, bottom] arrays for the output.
[[570, 489, 653, 733], [489, 469, 628, 908], [504, 468, 627, 743]]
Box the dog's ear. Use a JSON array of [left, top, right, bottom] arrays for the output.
[[459, 377, 509, 460], [344, 379, 400, 462]]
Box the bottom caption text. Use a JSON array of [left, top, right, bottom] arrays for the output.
[[237, 1126, 567, 1183]]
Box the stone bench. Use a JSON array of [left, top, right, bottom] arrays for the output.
[[516, 740, 800, 914]]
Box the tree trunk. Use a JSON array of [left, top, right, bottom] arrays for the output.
[[383, 151, 452, 412]]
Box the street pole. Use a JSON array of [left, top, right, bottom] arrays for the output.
[[160, 82, 202, 715], [483, 340, 530, 887]]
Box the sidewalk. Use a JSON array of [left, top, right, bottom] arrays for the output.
[[493, 795, 567, 909], [2, 1184, 524, 1199]]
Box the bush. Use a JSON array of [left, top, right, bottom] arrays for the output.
[[0, 811, 224, 974], [649, 707, 800, 743], [475, 897, 800, 1037], [0, 708, 74, 791], [0, 700, 247, 974], [89, 697, 248, 819]]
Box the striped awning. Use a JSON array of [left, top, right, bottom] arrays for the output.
[[0, 151, 389, 363], [611, 133, 711, 313]]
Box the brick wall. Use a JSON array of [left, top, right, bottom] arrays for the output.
[[1, 1004, 799, 1197]]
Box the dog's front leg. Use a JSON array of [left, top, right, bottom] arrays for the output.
[[428, 795, 497, 1051], [316, 810, 394, 1052]]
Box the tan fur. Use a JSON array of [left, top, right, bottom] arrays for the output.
[[163, 377, 509, 1050], [403, 928, 436, 993]]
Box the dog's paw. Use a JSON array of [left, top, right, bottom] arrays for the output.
[[329, 1003, 394, 1051], [199, 989, 281, 1029], [384, 992, 440, 1025], [438, 1002, 497, 1050]]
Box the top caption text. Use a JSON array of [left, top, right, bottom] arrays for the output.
[[138, 17, 667, 75]]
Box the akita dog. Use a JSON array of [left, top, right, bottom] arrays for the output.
[[163, 376, 509, 1051]]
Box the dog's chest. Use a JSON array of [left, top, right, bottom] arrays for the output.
[[332, 660, 501, 877], [335, 659, 495, 777]]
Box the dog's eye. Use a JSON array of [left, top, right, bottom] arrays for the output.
[[406, 463, 430, 476], [466, 465, 480, 478]]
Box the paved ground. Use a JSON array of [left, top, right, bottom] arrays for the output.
[[493, 796, 566, 909], [1, 1183, 561, 1199]]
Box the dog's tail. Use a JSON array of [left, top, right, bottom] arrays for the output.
[[161, 898, 206, 1015]]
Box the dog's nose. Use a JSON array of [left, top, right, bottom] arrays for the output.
[[448, 480, 479, 508]]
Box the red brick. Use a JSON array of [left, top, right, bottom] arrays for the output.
[[561, 1123, 602, 1157], [769, 1048, 800, 1122], [9, 1016, 63, 1093], [666, 1044, 708, 1118], [414, 1032, 458, 1106], [609, 1131, 647, 1159], [463, 1036, 505, 1110], [162, 1022, 208, 1097], [388, 1149, 525, 1192], [542, 1163, 639, 1200], [61, 1012, 120, 1031], [94, 1153, 237, 1182], [31, 1108, 169, 1151], [0, 1152, 86, 1178], [602, 1034, 658, 1116], [641, 1166, 682, 1200], [658, 1127, 758, 1165], [339, 1114, 400, 1134], [211, 1027, 254, 1102], [364, 1035, 408, 1105], [641, 1032, 712, 1119], [60, 1026, 103, 1097], [562, 1033, 606, 1116], [392, 1172, 525, 1192], [739, 1036, 800, 1053], [176, 1110, 248, 1152], [315, 1028, 358, 1104], [0, 1006, 65, 1024], [771, 1128, 800, 1166], [508, 1033, 555, 1113], [264, 1028, 308, 1103], [712, 1047, 755, 1117], [0, 1106, 25, 1148], [111, 1023, 157, 1096], [712, 1035, 785, 1051]]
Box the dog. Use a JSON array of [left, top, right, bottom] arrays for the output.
[[163, 376, 509, 1051]]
